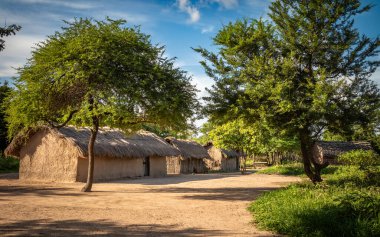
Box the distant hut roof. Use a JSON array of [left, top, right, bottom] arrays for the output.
[[165, 137, 210, 159], [204, 142, 241, 158], [5, 126, 180, 159], [315, 141, 373, 159]]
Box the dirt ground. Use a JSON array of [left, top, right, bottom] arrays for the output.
[[0, 172, 300, 236]]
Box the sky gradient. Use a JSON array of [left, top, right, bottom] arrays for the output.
[[1, 0, 379, 127]]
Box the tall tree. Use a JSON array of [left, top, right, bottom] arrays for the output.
[[195, 0, 380, 183], [0, 24, 21, 52], [0, 82, 11, 154], [5, 18, 199, 191]]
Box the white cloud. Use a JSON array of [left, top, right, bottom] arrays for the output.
[[210, 0, 238, 9], [177, 0, 201, 23], [13, 0, 96, 10], [0, 34, 44, 77], [201, 25, 214, 33]]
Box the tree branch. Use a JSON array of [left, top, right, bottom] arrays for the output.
[[51, 110, 78, 129]]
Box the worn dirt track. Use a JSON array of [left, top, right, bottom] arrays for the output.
[[0, 172, 300, 236]]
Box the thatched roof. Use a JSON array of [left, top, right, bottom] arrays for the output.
[[204, 142, 241, 158], [5, 126, 180, 159], [314, 141, 373, 159], [165, 137, 211, 159]]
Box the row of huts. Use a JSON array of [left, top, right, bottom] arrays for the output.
[[4, 126, 241, 182]]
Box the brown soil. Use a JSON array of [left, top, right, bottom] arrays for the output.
[[0, 172, 300, 236]]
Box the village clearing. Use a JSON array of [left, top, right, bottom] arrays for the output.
[[0, 172, 300, 236]]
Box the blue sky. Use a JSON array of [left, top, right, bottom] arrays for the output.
[[0, 0, 379, 127]]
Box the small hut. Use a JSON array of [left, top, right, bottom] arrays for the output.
[[5, 126, 180, 182], [165, 138, 210, 174], [204, 142, 241, 172], [312, 141, 373, 165]]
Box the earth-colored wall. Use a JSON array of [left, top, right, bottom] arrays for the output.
[[149, 156, 167, 177], [76, 157, 144, 182], [19, 130, 79, 182], [167, 156, 181, 174], [206, 146, 239, 172]]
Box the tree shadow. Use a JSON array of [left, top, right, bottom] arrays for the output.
[[0, 185, 82, 197], [110, 173, 243, 185], [0, 219, 230, 236], [150, 187, 279, 201]]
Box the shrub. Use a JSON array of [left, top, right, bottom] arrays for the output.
[[337, 150, 380, 169], [0, 155, 19, 172], [249, 166, 380, 237]]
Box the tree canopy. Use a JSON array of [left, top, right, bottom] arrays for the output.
[[195, 0, 380, 182], [6, 18, 199, 191], [0, 24, 21, 52]]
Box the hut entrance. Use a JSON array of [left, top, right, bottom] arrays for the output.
[[143, 157, 150, 176]]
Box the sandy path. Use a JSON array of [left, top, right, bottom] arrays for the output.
[[0, 173, 300, 236]]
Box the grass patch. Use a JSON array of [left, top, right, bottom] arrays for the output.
[[256, 163, 338, 176], [0, 155, 19, 173], [249, 165, 380, 237]]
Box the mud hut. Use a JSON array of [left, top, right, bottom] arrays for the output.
[[165, 138, 210, 174], [204, 142, 241, 172], [5, 126, 180, 182], [312, 141, 373, 165]]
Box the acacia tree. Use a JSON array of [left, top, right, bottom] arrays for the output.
[[195, 0, 380, 183], [6, 18, 199, 191]]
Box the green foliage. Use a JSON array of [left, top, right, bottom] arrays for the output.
[[195, 0, 380, 182], [0, 155, 19, 173], [257, 163, 338, 176], [0, 24, 21, 52], [5, 18, 199, 138], [0, 82, 11, 153], [338, 150, 380, 169], [249, 166, 380, 237]]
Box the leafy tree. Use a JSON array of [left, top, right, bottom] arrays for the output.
[[0, 24, 21, 52], [5, 18, 199, 191], [0, 82, 11, 154], [195, 0, 380, 183]]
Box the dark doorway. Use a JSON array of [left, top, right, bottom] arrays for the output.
[[236, 157, 239, 171], [143, 157, 150, 176]]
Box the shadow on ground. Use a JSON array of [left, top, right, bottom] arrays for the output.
[[149, 187, 278, 201], [110, 173, 244, 185], [0, 185, 81, 197], [0, 219, 232, 237]]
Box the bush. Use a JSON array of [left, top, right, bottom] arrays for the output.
[[249, 166, 380, 237], [337, 150, 380, 169], [0, 155, 19, 172], [257, 163, 338, 176]]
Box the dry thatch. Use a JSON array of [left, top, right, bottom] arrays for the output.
[[5, 126, 180, 159], [165, 137, 211, 159], [204, 142, 241, 159], [314, 141, 373, 159]]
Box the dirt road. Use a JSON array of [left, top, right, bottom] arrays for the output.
[[0, 172, 300, 236]]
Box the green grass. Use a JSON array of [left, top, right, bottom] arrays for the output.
[[249, 165, 380, 237], [0, 155, 19, 173], [256, 163, 338, 176]]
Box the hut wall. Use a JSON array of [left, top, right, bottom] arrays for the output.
[[191, 158, 207, 173], [149, 156, 167, 177], [166, 156, 181, 174], [206, 146, 223, 171], [76, 157, 144, 182], [221, 157, 238, 172], [19, 130, 79, 182]]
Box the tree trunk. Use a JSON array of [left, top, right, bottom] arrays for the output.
[[299, 129, 323, 183], [81, 94, 99, 192]]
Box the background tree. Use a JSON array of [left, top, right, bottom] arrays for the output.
[[196, 0, 380, 183], [0, 82, 11, 154], [5, 18, 199, 192], [0, 24, 21, 52]]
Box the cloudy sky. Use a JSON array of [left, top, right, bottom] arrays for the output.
[[0, 0, 379, 127]]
